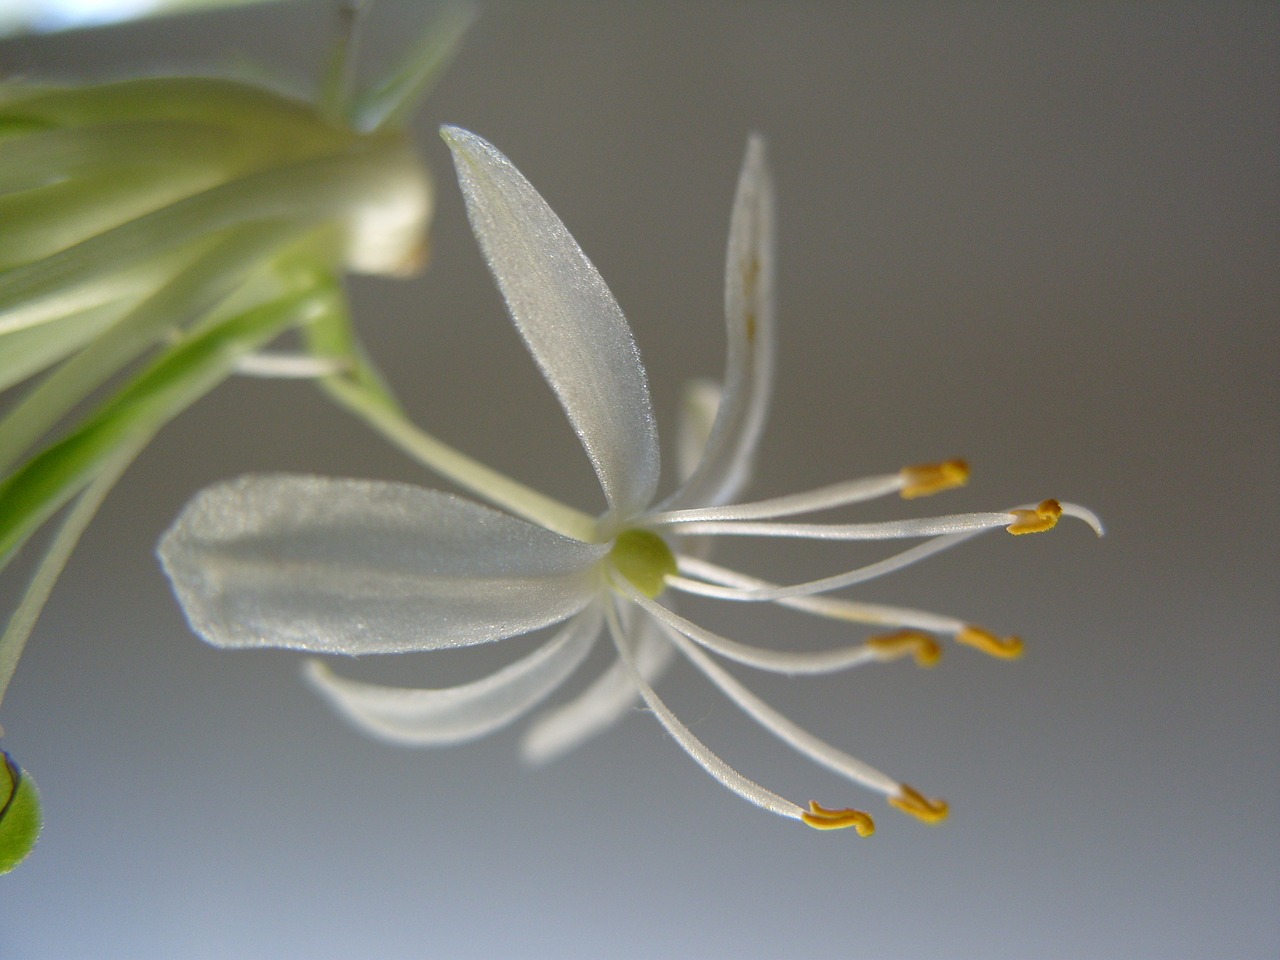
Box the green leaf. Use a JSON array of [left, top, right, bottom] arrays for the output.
[[352, 3, 477, 132], [0, 219, 305, 474], [0, 748, 41, 875], [0, 279, 327, 570]]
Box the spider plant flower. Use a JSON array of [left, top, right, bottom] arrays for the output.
[[159, 127, 1101, 834]]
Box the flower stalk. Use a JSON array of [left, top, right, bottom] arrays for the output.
[[159, 127, 1102, 834]]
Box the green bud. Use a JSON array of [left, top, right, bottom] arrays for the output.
[[0, 748, 41, 874]]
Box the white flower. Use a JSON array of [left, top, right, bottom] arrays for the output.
[[159, 127, 1101, 834]]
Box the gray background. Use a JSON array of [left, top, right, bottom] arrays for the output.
[[1, 2, 1276, 957]]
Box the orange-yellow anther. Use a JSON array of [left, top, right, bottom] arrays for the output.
[[1006, 498, 1063, 535], [957, 624, 1025, 660], [900, 459, 970, 499], [888, 784, 949, 825], [801, 801, 876, 835], [867, 630, 942, 668]]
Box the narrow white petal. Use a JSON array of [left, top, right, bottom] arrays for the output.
[[657, 622, 900, 798], [302, 606, 602, 746], [521, 603, 674, 765], [442, 126, 659, 519], [157, 474, 607, 654], [605, 599, 805, 822], [662, 134, 775, 511]]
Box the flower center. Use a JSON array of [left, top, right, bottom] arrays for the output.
[[608, 529, 677, 599]]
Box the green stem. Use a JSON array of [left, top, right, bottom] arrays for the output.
[[0, 220, 308, 474], [0, 285, 324, 706], [354, 2, 477, 132], [0, 436, 142, 706], [0, 284, 322, 573], [318, 375, 597, 543], [300, 282, 595, 540]]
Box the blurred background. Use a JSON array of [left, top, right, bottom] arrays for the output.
[[0, 2, 1276, 957]]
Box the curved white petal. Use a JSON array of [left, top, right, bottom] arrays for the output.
[[442, 126, 659, 520], [157, 474, 607, 654], [662, 134, 775, 511], [302, 606, 603, 746], [520, 602, 674, 765]]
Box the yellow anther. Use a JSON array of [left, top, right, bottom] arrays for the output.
[[801, 801, 876, 836], [899, 459, 970, 499], [1006, 498, 1063, 535], [867, 630, 942, 668], [957, 624, 1025, 660], [888, 784, 949, 825]]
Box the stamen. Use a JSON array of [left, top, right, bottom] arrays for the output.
[[900, 459, 969, 499], [667, 510, 1019, 541], [957, 624, 1024, 660], [801, 801, 875, 835], [1006, 499, 1062, 535], [623, 583, 892, 676], [867, 630, 942, 668], [672, 531, 989, 602], [888, 783, 949, 824], [652, 618, 903, 797], [646, 473, 904, 525], [603, 599, 811, 824], [674, 555, 967, 633]]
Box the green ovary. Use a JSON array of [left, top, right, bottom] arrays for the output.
[[608, 529, 677, 599]]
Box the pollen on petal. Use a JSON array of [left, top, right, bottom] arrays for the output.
[[801, 801, 875, 835], [867, 630, 942, 668], [957, 624, 1025, 660], [1006, 499, 1063, 534], [899, 459, 969, 499], [888, 784, 949, 824]]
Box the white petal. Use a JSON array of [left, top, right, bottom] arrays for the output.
[[520, 602, 674, 765], [157, 474, 607, 654], [302, 606, 602, 746], [662, 134, 775, 511], [442, 126, 659, 520]]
